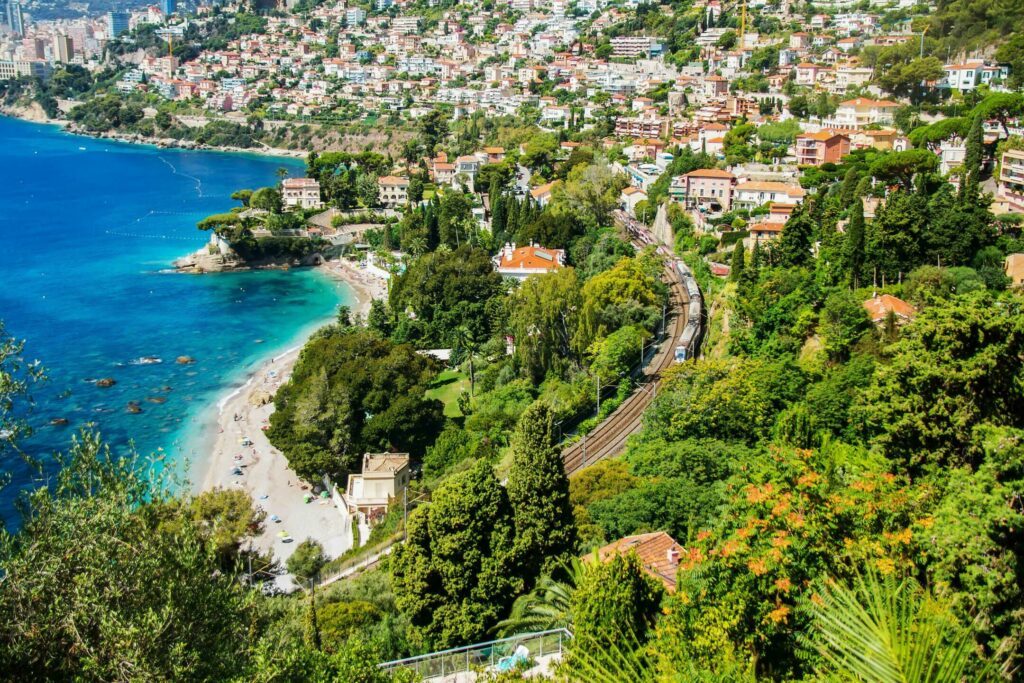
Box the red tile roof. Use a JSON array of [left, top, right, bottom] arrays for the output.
[[497, 245, 564, 271], [593, 532, 683, 592], [684, 168, 735, 179], [862, 294, 915, 322]]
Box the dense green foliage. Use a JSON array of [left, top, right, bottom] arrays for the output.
[[267, 328, 444, 482]]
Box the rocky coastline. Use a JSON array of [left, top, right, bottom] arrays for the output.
[[0, 103, 305, 159]]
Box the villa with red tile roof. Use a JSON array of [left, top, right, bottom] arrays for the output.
[[593, 532, 684, 593], [863, 294, 916, 325], [493, 243, 565, 281]]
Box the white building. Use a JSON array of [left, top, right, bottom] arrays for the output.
[[943, 61, 1010, 91], [378, 175, 410, 208], [281, 177, 323, 210], [733, 181, 806, 209], [344, 453, 410, 514]]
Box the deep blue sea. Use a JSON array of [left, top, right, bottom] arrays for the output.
[[0, 117, 350, 526]]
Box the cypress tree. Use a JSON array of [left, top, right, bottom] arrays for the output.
[[506, 196, 520, 238], [844, 199, 866, 288], [744, 239, 763, 287], [960, 113, 984, 203], [840, 168, 858, 205], [730, 242, 745, 282], [777, 203, 814, 268], [506, 402, 577, 579], [489, 180, 506, 240], [425, 204, 440, 250], [518, 197, 532, 236]]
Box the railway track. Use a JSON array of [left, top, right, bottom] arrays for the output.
[[561, 257, 690, 475]]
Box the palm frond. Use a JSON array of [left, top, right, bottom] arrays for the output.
[[806, 569, 994, 683]]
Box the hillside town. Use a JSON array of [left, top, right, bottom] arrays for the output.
[[5, 0, 1022, 243], [2, 0, 1024, 679]]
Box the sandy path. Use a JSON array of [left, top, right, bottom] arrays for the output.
[[194, 258, 388, 570]]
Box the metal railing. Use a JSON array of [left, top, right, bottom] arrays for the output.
[[378, 628, 572, 681]]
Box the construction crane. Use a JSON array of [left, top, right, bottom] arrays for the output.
[[738, 0, 747, 50]]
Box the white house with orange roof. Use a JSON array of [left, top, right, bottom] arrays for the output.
[[530, 181, 557, 208], [493, 243, 565, 281], [620, 186, 648, 216], [378, 175, 410, 208], [734, 181, 806, 209], [833, 97, 899, 128]]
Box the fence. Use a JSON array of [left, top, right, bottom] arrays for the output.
[[378, 628, 572, 681]]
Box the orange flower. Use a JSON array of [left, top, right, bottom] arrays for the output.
[[796, 472, 820, 487], [884, 528, 912, 545], [746, 483, 773, 504], [767, 604, 791, 624], [774, 577, 792, 593], [747, 558, 769, 576], [876, 557, 896, 575]]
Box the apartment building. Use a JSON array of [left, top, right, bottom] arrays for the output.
[[610, 36, 659, 58], [679, 168, 736, 212], [615, 113, 666, 138], [998, 149, 1024, 213], [796, 131, 850, 166]]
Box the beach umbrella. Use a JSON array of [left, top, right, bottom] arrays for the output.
[[277, 530, 288, 538]]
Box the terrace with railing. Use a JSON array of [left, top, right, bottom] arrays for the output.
[[378, 628, 573, 682]]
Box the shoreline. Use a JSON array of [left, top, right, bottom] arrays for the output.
[[192, 257, 388, 569], [0, 108, 307, 161]]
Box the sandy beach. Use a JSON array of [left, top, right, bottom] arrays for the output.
[[196, 257, 388, 572]]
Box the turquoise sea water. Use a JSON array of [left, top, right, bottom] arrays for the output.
[[0, 117, 350, 525]]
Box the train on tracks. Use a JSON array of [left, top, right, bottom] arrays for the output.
[[673, 260, 703, 362], [614, 209, 703, 362]]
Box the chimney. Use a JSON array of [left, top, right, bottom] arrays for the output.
[[667, 547, 680, 565], [504, 242, 513, 262]]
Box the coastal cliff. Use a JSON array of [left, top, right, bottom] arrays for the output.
[[173, 241, 328, 274]]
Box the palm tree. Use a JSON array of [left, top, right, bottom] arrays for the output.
[[496, 556, 583, 636], [806, 570, 996, 682], [453, 325, 482, 397], [276, 166, 289, 181]]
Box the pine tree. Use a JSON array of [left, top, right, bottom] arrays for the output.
[[844, 199, 866, 289], [506, 402, 577, 580], [960, 113, 984, 203], [729, 242, 745, 282]]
